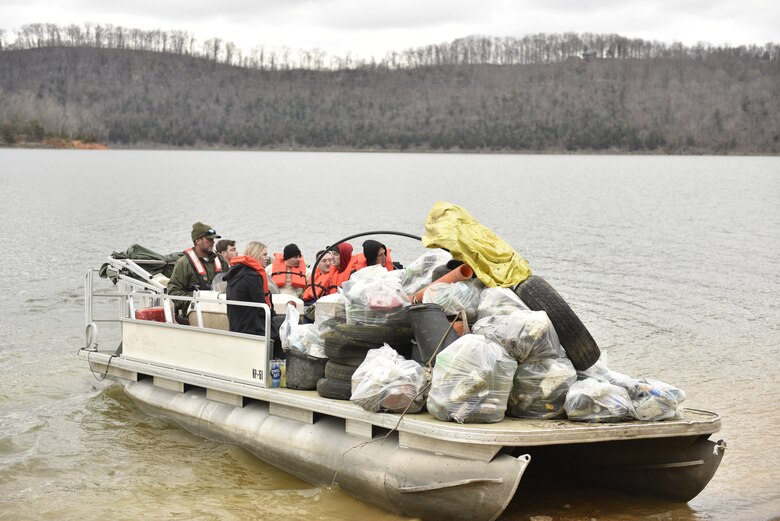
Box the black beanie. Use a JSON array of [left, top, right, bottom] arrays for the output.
[[283, 243, 302, 260]]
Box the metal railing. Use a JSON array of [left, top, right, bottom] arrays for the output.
[[84, 257, 272, 359]]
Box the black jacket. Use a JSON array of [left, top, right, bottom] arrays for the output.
[[224, 263, 271, 335]]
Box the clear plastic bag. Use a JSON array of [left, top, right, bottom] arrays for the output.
[[472, 309, 565, 363], [422, 280, 482, 322], [343, 265, 410, 326], [426, 334, 517, 424], [314, 291, 347, 335], [577, 352, 685, 421], [476, 287, 530, 321], [507, 358, 576, 419], [350, 344, 427, 413], [564, 378, 636, 422], [400, 250, 453, 295], [279, 305, 299, 351], [280, 305, 325, 356]]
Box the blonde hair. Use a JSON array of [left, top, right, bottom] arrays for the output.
[[244, 241, 267, 261]]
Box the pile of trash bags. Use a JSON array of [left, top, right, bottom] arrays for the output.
[[564, 354, 686, 422], [337, 247, 686, 424]]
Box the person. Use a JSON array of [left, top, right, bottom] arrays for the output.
[[224, 241, 284, 358], [268, 243, 308, 297], [167, 222, 229, 319], [301, 249, 338, 302], [215, 239, 238, 261], [342, 239, 395, 278], [331, 242, 354, 287]]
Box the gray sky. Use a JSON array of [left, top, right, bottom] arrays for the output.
[[3, 0, 779, 58]]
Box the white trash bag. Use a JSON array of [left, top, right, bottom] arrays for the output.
[[564, 377, 636, 422], [476, 287, 530, 321], [280, 305, 325, 356], [578, 352, 686, 421], [422, 280, 482, 322], [343, 265, 410, 326], [426, 334, 517, 424], [472, 309, 565, 363], [507, 357, 577, 419], [400, 250, 453, 295], [351, 344, 427, 413]]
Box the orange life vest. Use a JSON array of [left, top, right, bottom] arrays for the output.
[[270, 253, 307, 289], [301, 267, 337, 301], [185, 247, 224, 276]]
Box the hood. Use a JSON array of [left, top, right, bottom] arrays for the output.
[[336, 242, 353, 273], [224, 255, 265, 282], [362, 239, 386, 266]]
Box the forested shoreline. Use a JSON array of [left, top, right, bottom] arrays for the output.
[[1, 24, 778, 154]]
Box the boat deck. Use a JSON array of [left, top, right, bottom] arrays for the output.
[[81, 348, 720, 456]]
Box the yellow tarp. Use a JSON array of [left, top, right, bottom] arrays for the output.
[[421, 201, 532, 288]]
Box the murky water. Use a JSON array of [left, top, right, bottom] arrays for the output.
[[0, 150, 778, 520]]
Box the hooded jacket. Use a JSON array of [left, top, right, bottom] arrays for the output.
[[332, 243, 354, 287], [224, 256, 272, 336], [344, 240, 394, 276]]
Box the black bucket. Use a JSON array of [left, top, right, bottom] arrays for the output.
[[284, 349, 328, 390], [405, 304, 459, 366]]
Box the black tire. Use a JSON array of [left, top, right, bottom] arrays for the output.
[[514, 275, 600, 370], [325, 323, 414, 348], [324, 341, 414, 367], [316, 377, 352, 400], [325, 360, 358, 381], [323, 343, 371, 367]]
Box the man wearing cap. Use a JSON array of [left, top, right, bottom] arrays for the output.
[[267, 243, 308, 298], [167, 222, 230, 320]]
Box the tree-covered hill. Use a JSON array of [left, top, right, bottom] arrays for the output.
[[1, 31, 778, 153]]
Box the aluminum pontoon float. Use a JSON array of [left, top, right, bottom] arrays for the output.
[[80, 260, 725, 521]]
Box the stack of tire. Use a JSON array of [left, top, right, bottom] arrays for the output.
[[316, 323, 415, 400]]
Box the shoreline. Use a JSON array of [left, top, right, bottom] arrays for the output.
[[2, 141, 774, 156]]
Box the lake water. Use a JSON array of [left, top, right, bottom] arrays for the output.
[[0, 149, 778, 521]]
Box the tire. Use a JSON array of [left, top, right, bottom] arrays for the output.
[[324, 341, 414, 367], [514, 275, 600, 370], [325, 360, 358, 382], [323, 343, 371, 367], [325, 323, 414, 348], [316, 377, 352, 400]]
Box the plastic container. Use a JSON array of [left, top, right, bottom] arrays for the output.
[[284, 349, 327, 390], [271, 360, 281, 388], [405, 303, 460, 366], [135, 307, 166, 322]]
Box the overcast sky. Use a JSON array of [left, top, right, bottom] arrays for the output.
[[3, 0, 779, 58]]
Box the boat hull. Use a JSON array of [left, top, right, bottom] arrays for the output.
[[515, 434, 725, 502], [123, 379, 530, 521]]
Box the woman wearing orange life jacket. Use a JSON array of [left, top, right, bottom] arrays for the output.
[[268, 243, 307, 297], [344, 239, 395, 277], [302, 250, 339, 302]]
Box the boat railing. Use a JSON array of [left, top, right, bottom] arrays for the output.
[[84, 259, 272, 362]]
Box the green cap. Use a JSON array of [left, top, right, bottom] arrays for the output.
[[191, 222, 221, 241]]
